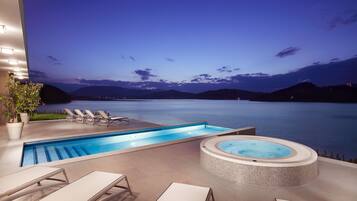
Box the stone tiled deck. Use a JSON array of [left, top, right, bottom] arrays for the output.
[[0, 120, 357, 201]]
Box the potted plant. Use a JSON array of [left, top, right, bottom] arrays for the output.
[[0, 74, 24, 140], [17, 82, 43, 124]]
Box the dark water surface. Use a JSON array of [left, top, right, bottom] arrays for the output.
[[40, 100, 357, 158]]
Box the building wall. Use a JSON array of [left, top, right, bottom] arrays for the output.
[[0, 71, 9, 124]]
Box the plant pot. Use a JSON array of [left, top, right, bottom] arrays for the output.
[[20, 113, 30, 124], [6, 122, 24, 140]]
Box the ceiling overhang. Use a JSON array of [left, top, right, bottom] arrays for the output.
[[0, 0, 29, 80]]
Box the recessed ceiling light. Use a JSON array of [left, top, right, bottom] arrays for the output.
[[0, 25, 6, 34], [13, 67, 23, 72], [8, 59, 19, 65], [1, 47, 14, 55]]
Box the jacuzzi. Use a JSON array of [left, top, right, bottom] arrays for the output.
[[200, 135, 318, 186]]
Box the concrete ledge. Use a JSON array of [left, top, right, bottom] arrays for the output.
[[318, 156, 357, 169], [219, 126, 256, 136]]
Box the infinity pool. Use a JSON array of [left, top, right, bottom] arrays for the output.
[[217, 139, 293, 159], [21, 123, 231, 166]]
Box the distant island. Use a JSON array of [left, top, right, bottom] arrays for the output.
[[41, 82, 357, 104]]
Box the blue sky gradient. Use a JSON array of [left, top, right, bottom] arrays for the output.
[[24, 0, 357, 83]]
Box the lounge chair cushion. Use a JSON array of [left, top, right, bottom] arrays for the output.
[[157, 183, 211, 201], [0, 166, 62, 196], [40, 171, 124, 201], [110, 116, 128, 120]]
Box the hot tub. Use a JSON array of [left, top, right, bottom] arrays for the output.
[[200, 135, 318, 186]]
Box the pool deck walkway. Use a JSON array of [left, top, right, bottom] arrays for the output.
[[0, 120, 356, 201]]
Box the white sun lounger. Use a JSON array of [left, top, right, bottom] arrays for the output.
[[64, 108, 77, 121], [157, 182, 215, 201], [40, 171, 132, 201], [98, 110, 129, 127], [84, 109, 100, 125], [276, 199, 289, 201], [74, 109, 86, 123], [0, 166, 68, 201]]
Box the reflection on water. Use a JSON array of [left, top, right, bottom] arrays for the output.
[[39, 100, 357, 158]]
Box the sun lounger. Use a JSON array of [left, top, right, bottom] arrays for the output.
[[64, 108, 77, 121], [276, 199, 289, 201], [40, 171, 132, 201], [84, 109, 100, 125], [157, 182, 215, 201], [98, 110, 129, 127], [0, 166, 68, 201], [74, 109, 86, 123]]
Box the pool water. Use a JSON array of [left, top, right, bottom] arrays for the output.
[[217, 139, 293, 159], [21, 123, 231, 166]]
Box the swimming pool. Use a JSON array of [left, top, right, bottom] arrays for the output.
[[217, 140, 293, 159], [21, 122, 231, 166]]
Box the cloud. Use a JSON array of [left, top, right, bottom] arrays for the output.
[[275, 47, 300, 58], [47, 55, 62, 65], [191, 74, 212, 83], [165, 57, 175, 62], [217, 66, 240, 73], [330, 58, 339, 62], [190, 73, 230, 83], [134, 68, 157, 81], [47, 56, 58, 62], [129, 56, 136, 61], [329, 12, 357, 29], [312, 61, 321, 65]]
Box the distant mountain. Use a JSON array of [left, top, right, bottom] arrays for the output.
[[40, 84, 71, 104], [71, 86, 261, 100], [37, 57, 357, 93], [252, 82, 357, 103], [65, 82, 357, 102]]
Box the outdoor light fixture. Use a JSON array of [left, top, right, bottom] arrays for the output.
[[0, 25, 6, 34], [8, 59, 19, 65], [1, 47, 14, 54]]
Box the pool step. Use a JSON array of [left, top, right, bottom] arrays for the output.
[[27, 145, 90, 165]]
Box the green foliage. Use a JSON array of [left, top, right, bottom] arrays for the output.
[[0, 74, 43, 123], [17, 82, 43, 114], [30, 113, 66, 121]]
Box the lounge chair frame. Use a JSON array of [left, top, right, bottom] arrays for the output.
[[74, 109, 86, 123], [39, 171, 132, 201], [100, 176, 133, 201], [157, 182, 215, 201], [84, 109, 101, 125], [0, 168, 69, 201], [97, 110, 129, 127], [64, 108, 77, 122]]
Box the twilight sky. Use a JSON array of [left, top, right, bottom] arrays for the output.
[[24, 0, 357, 83]]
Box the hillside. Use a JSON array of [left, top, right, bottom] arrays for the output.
[[40, 84, 71, 104], [69, 82, 357, 102], [253, 82, 357, 102], [71, 86, 261, 100]]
